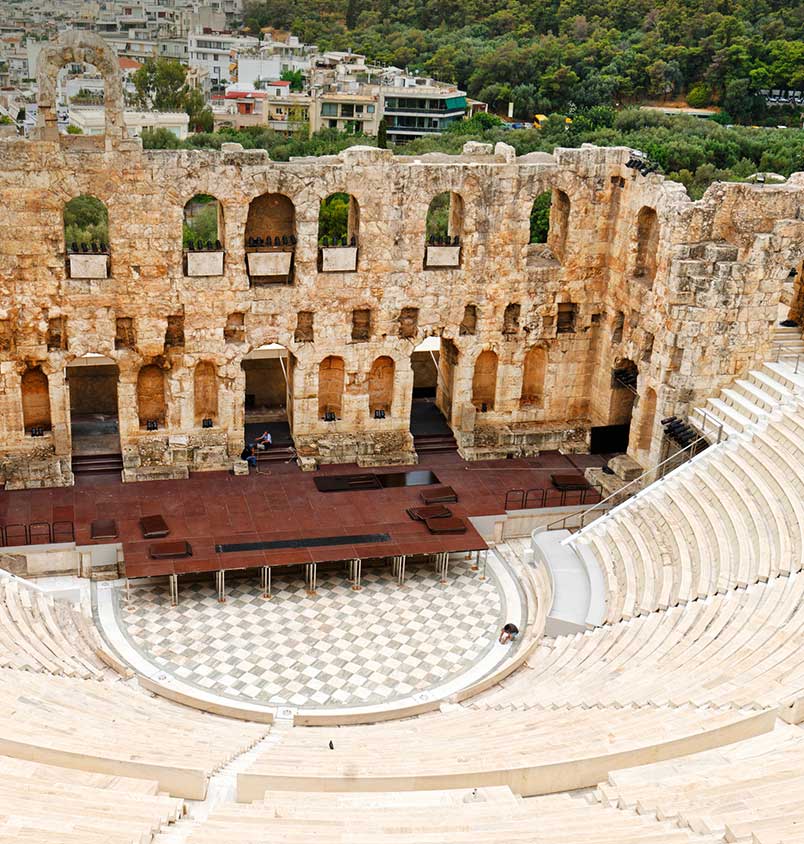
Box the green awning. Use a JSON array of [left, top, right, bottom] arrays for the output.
[[444, 96, 467, 110]]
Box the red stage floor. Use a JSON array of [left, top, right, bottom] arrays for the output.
[[0, 451, 607, 578]]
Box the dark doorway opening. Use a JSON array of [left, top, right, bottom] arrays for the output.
[[590, 424, 630, 454], [67, 356, 123, 475]]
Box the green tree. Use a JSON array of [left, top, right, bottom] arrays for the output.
[[183, 195, 219, 247], [529, 190, 552, 243], [280, 69, 305, 92], [377, 116, 388, 148], [63, 195, 108, 247], [141, 127, 182, 149], [132, 58, 189, 111], [318, 193, 351, 243]]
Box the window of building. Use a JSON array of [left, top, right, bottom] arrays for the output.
[[321, 103, 337, 116], [355, 104, 364, 113], [557, 302, 577, 334], [367, 104, 375, 113], [341, 104, 354, 117]]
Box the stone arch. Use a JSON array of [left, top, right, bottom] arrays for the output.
[[318, 194, 359, 245], [638, 386, 657, 451], [318, 355, 345, 418], [137, 364, 166, 428], [35, 31, 124, 141], [635, 206, 659, 284], [610, 358, 638, 426], [521, 346, 547, 406], [472, 350, 498, 411], [194, 361, 218, 425], [21, 366, 51, 431], [426, 191, 464, 243], [368, 356, 395, 415], [529, 190, 552, 244], [245, 193, 295, 245], [549, 188, 571, 260], [184, 194, 224, 249]]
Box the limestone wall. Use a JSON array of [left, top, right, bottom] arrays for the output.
[[1, 86, 803, 486]]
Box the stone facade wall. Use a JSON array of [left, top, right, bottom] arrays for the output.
[[1, 37, 803, 487]]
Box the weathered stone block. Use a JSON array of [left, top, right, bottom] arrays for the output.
[[425, 246, 461, 268], [321, 247, 357, 272], [247, 251, 293, 277], [186, 251, 224, 276], [68, 253, 108, 279]]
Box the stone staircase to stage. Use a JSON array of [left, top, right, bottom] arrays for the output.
[[534, 324, 804, 630]]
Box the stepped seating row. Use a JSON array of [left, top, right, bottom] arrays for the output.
[[0, 667, 268, 799], [472, 572, 804, 711], [573, 403, 804, 624], [237, 704, 774, 800], [596, 723, 804, 844], [0, 753, 183, 844], [0, 576, 111, 680], [181, 787, 702, 844]]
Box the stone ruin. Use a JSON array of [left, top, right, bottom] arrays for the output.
[[1, 31, 803, 488]]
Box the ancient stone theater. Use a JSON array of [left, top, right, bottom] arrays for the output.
[[3, 30, 804, 844], [3, 34, 801, 490]]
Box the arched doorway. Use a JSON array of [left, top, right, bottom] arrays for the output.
[[409, 337, 457, 455], [241, 344, 295, 453], [590, 358, 638, 454], [66, 354, 121, 469]]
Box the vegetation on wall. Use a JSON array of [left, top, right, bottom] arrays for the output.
[[242, 0, 804, 124], [63, 195, 108, 247], [140, 109, 804, 201]]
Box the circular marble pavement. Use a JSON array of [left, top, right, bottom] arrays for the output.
[[106, 555, 520, 710]]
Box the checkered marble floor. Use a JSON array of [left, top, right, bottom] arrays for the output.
[[116, 559, 503, 708]]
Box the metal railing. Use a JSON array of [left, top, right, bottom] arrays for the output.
[[504, 486, 599, 511], [542, 412, 724, 534], [774, 346, 802, 373]]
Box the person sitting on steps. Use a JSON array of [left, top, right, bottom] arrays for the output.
[[240, 443, 257, 468], [499, 622, 519, 644], [254, 431, 273, 450]]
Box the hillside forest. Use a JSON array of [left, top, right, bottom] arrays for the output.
[[242, 0, 804, 124]]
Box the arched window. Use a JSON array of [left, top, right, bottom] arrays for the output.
[[368, 356, 395, 415], [21, 366, 51, 432], [194, 361, 218, 425], [635, 206, 659, 285], [425, 191, 463, 244], [64, 195, 109, 278], [521, 347, 547, 406], [529, 190, 552, 244], [550, 189, 570, 261], [137, 364, 166, 428], [318, 356, 345, 418], [318, 194, 359, 272], [472, 350, 498, 411], [183, 194, 223, 251], [638, 387, 657, 451], [245, 193, 296, 283], [318, 193, 358, 246]]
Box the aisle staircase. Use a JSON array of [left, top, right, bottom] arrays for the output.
[[535, 324, 804, 630]]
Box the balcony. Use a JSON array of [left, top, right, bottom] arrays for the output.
[[319, 242, 358, 272], [245, 238, 296, 285], [66, 249, 109, 279], [185, 248, 224, 277], [425, 244, 461, 269]]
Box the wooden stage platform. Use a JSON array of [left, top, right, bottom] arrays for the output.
[[0, 451, 608, 582]]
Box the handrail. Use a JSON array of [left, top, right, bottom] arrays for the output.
[[774, 347, 802, 374], [543, 413, 723, 533]]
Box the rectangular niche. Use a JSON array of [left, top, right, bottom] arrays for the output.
[[68, 253, 108, 279], [425, 245, 461, 269], [186, 251, 224, 277], [247, 251, 293, 278], [320, 246, 357, 273]]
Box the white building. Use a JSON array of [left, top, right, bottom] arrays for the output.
[[187, 31, 259, 87], [69, 105, 190, 138]]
